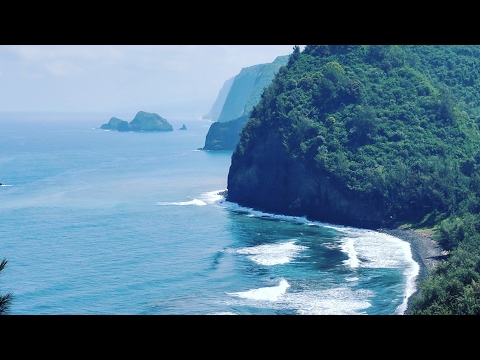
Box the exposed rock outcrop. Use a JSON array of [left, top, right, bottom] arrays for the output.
[[227, 126, 388, 229], [100, 111, 173, 132], [100, 117, 129, 132]]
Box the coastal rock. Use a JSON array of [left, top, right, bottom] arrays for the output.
[[202, 115, 247, 150], [128, 111, 173, 132], [100, 117, 129, 131], [100, 111, 173, 132]]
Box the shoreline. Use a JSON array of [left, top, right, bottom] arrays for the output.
[[377, 226, 448, 314], [220, 191, 447, 314]]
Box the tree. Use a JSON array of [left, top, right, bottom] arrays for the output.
[[438, 86, 455, 123], [0, 258, 13, 315], [288, 45, 301, 66]]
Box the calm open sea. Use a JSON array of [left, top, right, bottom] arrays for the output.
[[0, 112, 419, 315]]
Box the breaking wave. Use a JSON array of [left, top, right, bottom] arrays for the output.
[[230, 240, 308, 266]]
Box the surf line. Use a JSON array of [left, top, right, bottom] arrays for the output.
[[157, 199, 207, 206]]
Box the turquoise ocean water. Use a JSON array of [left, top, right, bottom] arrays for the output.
[[0, 112, 419, 315]]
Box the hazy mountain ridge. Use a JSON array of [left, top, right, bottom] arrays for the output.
[[202, 76, 235, 121], [202, 55, 289, 150]]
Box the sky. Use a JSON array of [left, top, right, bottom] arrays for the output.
[[0, 45, 302, 120]]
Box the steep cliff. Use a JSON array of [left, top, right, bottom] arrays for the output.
[[202, 115, 248, 150], [202, 55, 289, 150], [202, 76, 235, 121], [227, 45, 480, 229], [227, 118, 387, 228], [217, 55, 289, 123]]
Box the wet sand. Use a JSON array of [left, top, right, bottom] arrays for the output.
[[377, 226, 448, 314]]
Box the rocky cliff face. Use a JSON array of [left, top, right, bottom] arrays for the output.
[[202, 76, 235, 121], [227, 124, 388, 228], [217, 64, 265, 123], [202, 115, 247, 150], [217, 55, 289, 123], [201, 55, 289, 150]]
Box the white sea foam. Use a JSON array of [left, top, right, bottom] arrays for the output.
[[227, 279, 290, 301], [396, 257, 420, 314], [208, 312, 238, 315], [157, 190, 226, 207], [340, 238, 360, 268], [198, 189, 226, 204], [226, 284, 372, 315], [157, 199, 207, 206], [233, 240, 308, 266], [221, 200, 421, 314], [337, 228, 419, 271], [333, 227, 420, 315], [222, 201, 312, 225], [289, 287, 372, 315]]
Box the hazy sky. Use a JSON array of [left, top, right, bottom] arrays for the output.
[[0, 45, 301, 120]]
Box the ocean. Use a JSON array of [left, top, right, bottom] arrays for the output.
[[0, 112, 419, 315]]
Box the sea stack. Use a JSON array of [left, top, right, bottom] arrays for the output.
[[100, 111, 174, 132]]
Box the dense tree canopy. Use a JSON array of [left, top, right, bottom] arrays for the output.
[[228, 45, 480, 314]]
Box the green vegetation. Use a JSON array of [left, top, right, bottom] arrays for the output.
[[242, 55, 290, 119], [227, 45, 480, 314], [217, 64, 265, 122], [100, 111, 173, 132], [203, 55, 289, 150], [203, 115, 248, 150], [0, 258, 12, 315], [101, 117, 129, 131], [218, 55, 289, 123]]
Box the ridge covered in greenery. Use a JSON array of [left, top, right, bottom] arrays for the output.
[[202, 55, 289, 150], [202, 76, 235, 121], [218, 55, 289, 123], [227, 45, 480, 314]]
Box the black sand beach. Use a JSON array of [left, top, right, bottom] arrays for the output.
[[378, 226, 448, 314]]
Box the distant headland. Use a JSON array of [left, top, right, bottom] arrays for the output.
[[100, 111, 174, 132]]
